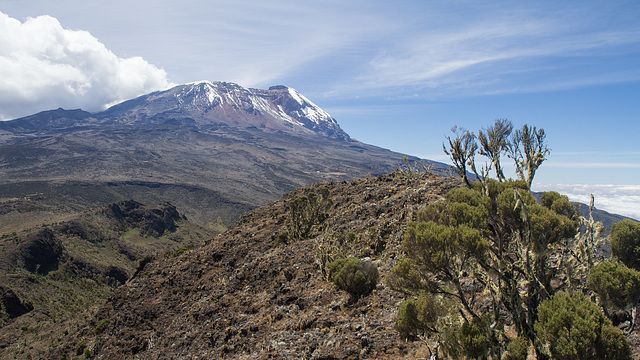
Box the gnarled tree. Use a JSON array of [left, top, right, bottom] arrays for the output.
[[443, 126, 477, 188]]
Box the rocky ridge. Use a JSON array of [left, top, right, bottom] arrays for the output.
[[46, 170, 460, 359]]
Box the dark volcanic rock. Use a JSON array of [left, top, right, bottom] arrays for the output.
[[0, 286, 33, 319], [105, 200, 185, 237], [19, 228, 64, 274]]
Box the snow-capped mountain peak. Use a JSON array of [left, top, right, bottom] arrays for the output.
[[104, 81, 349, 140]]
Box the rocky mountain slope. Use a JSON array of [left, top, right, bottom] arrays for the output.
[[41, 170, 460, 360], [0, 200, 215, 358], [0, 171, 634, 359], [0, 81, 447, 228]]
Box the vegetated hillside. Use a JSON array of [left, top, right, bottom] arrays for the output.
[[45, 170, 461, 359], [0, 200, 216, 358]]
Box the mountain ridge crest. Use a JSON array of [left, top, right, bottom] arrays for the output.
[[1, 81, 350, 141]]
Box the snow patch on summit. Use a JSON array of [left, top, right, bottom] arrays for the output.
[[287, 88, 335, 125], [160, 81, 348, 139]]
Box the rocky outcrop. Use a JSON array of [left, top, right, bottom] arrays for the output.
[[18, 228, 64, 274], [0, 286, 33, 319], [105, 200, 184, 237]]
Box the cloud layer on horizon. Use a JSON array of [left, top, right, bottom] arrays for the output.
[[0, 11, 172, 120], [534, 183, 640, 221]]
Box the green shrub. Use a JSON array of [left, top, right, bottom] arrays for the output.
[[535, 292, 631, 360], [460, 317, 489, 359], [75, 339, 86, 356], [287, 187, 332, 241], [540, 191, 579, 222], [588, 261, 640, 312], [277, 231, 289, 243], [328, 257, 378, 299], [396, 291, 443, 340], [504, 336, 529, 360], [610, 219, 640, 270], [396, 299, 421, 340]]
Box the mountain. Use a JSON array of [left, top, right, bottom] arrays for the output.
[[0, 81, 448, 228], [101, 82, 350, 141], [0, 82, 348, 140], [0, 84, 450, 358]]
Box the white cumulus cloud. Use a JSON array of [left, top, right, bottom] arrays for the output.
[[0, 11, 173, 120]]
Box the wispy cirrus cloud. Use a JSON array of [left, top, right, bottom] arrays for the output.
[[330, 2, 640, 98], [546, 163, 640, 169]]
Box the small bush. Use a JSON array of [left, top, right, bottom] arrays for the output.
[[328, 257, 378, 299], [277, 231, 289, 243], [287, 187, 332, 241], [396, 291, 442, 340], [535, 291, 631, 360], [588, 261, 640, 312], [610, 219, 640, 270], [75, 339, 86, 356], [505, 336, 529, 360], [396, 300, 421, 340], [460, 317, 488, 359]]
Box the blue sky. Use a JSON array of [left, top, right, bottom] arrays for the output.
[[1, 1, 639, 219]]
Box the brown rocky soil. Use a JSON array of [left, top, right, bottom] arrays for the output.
[[0, 201, 216, 359], [49, 171, 460, 359]]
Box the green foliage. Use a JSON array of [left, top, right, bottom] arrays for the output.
[[404, 221, 488, 276], [208, 216, 228, 233], [504, 336, 530, 360], [396, 291, 443, 340], [387, 258, 424, 295], [610, 219, 640, 270], [534, 292, 631, 360], [529, 202, 577, 247], [396, 300, 421, 340], [599, 323, 633, 360], [277, 230, 289, 243], [286, 187, 332, 241], [540, 191, 579, 221], [328, 257, 378, 299], [588, 261, 640, 311], [163, 243, 195, 258], [439, 322, 463, 359], [460, 317, 489, 359], [392, 177, 583, 357]]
